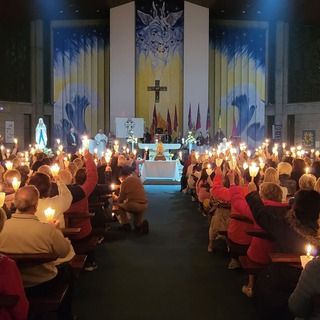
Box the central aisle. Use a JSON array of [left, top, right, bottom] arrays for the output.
[[73, 185, 260, 320]]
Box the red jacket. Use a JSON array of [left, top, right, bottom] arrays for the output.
[[0, 254, 29, 320], [230, 185, 289, 264], [65, 158, 98, 239], [212, 174, 252, 245]]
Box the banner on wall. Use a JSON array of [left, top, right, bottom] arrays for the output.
[[210, 22, 267, 148], [52, 23, 108, 143], [135, 0, 184, 138], [302, 130, 315, 148]]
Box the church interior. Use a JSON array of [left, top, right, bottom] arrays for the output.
[[0, 0, 320, 149], [1, 1, 320, 320]]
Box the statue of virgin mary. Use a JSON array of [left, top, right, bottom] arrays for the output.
[[35, 118, 47, 149]]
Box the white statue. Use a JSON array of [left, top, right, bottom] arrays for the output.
[[35, 118, 47, 149]]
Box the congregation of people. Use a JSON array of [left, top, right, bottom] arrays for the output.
[[1, 123, 320, 319], [180, 139, 320, 320], [0, 127, 150, 319]]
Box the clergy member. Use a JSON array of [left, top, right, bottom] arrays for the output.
[[95, 129, 108, 159]]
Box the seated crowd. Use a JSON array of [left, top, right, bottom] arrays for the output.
[[181, 143, 320, 320], [0, 146, 149, 319]]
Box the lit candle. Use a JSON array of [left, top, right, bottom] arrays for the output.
[[300, 244, 314, 269], [306, 167, 309, 174], [51, 163, 60, 177], [6, 161, 13, 170], [282, 142, 286, 149], [58, 145, 63, 152], [133, 149, 137, 155], [179, 151, 182, 159], [56, 139, 60, 145], [83, 136, 89, 149], [126, 148, 129, 154], [44, 207, 55, 221], [0, 192, 5, 207], [111, 184, 115, 190], [182, 138, 185, 144], [94, 148, 98, 154], [14, 138, 18, 145], [243, 162, 249, 170], [316, 151, 320, 158], [145, 147, 148, 151], [249, 163, 259, 182], [12, 177, 21, 191], [215, 158, 223, 167]]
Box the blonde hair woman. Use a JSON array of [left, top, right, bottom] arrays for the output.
[[263, 167, 288, 202]]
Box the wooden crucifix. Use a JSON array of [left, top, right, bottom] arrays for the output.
[[147, 80, 167, 103]]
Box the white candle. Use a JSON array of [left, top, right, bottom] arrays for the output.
[[6, 161, 13, 170], [56, 139, 60, 145], [0, 192, 5, 207], [44, 207, 55, 221], [14, 138, 18, 145], [12, 177, 21, 191], [300, 245, 314, 269], [51, 163, 60, 177]]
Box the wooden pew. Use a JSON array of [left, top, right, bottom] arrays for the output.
[[6, 253, 86, 317], [64, 212, 100, 255], [269, 252, 301, 267]]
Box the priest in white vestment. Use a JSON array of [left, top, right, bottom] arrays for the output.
[[94, 129, 108, 158]]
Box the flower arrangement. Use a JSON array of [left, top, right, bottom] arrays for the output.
[[185, 131, 196, 144], [40, 147, 54, 158]]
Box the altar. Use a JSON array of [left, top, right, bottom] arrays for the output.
[[140, 160, 180, 182], [138, 143, 181, 151]]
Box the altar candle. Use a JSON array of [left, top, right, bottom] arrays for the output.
[[44, 207, 55, 221], [12, 177, 21, 191]]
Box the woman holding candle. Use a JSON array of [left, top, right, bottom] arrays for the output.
[[245, 188, 320, 320], [289, 256, 320, 320]]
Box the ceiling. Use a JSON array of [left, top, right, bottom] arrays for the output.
[[1, 0, 320, 26]]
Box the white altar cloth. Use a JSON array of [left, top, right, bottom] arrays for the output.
[[140, 160, 180, 182], [138, 143, 181, 151]]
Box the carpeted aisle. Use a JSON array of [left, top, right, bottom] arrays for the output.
[[72, 185, 260, 320]]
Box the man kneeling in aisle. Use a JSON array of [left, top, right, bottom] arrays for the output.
[[114, 169, 149, 234]]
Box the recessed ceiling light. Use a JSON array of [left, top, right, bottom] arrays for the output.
[[242, 10, 246, 14], [96, 9, 100, 13], [257, 11, 261, 14], [221, 10, 224, 13], [59, 10, 63, 14], [75, 10, 79, 13]]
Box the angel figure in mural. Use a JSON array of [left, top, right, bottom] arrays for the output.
[[35, 118, 47, 149]]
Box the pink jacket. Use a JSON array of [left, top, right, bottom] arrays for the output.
[[230, 185, 288, 264], [65, 158, 98, 239], [212, 174, 252, 245]]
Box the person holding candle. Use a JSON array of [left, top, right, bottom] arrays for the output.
[[112, 168, 149, 234], [278, 162, 297, 197], [245, 187, 320, 320], [2, 169, 21, 217], [289, 256, 320, 320], [27, 172, 72, 228], [0, 205, 29, 320], [64, 149, 98, 271], [0, 185, 74, 319]]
